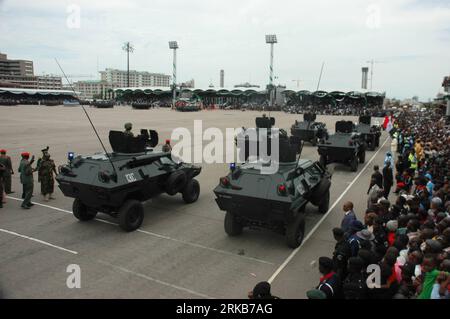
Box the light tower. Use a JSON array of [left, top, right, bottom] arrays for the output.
[[265, 34, 277, 109], [169, 41, 179, 109], [122, 42, 134, 88]]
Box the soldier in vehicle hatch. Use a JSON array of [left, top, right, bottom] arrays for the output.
[[124, 122, 134, 137]]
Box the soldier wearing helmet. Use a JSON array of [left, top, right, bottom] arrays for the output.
[[124, 123, 134, 137]]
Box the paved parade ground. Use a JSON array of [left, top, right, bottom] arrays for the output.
[[0, 106, 390, 298]]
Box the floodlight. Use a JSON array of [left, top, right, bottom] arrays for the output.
[[265, 34, 277, 44], [169, 41, 179, 49]]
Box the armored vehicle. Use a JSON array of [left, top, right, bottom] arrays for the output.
[[132, 102, 152, 110], [317, 120, 366, 172], [355, 115, 381, 151], [290, 113, 327, 146], [214, 117, 331, 248], [56, 129, 201, 232], [92, 100, 114, 108]]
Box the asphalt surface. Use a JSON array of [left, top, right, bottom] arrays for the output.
[[0, 105, 391, 298]]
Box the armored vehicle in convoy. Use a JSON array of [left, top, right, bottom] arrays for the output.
[[214, 117, 331, 248], [355, 115, 381, 151], [56, 129, 201, 232], [290, 113, 327, 146], [317, 120, 366, 172]]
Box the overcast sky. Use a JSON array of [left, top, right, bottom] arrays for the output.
[[0, 0, 449, 100]]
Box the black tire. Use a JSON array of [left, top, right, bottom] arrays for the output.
[[311, 138, 317, 146], [310, 178, 331, 206], [318, 189, 330, 214], [224, 211, 243, 236], [359, 150, 366, 164], [72, 198, 97, 221], [319, 155, 327, 167], [286, 213, 305, 248], [350, 157, 358, 172], [182, 179, 200, 204], [118, 200, 144, 232], [165, 170, 187, 196]]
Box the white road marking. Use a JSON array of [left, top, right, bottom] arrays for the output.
[[0, 228, 78, 255], [6, 196, 273, 265], [267, 136, 390, 284], [97, 260, 213, 299]]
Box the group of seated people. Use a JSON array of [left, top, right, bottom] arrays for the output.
[[307, 108, 450, 299]]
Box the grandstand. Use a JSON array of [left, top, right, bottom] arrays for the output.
[[0, 87, 79, 106]]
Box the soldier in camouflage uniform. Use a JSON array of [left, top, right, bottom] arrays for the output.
[[38, 153, 57, 201], [0, 149, 14, 194]]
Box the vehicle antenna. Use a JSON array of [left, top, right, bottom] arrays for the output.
[[55, 58, 118, 181], [295, 62, 325, 167]]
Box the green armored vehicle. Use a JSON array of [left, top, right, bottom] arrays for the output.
[[56, 129, 201, 232], [290, 113, 327, 146], [355, 115, 381, 151], [214, 117, 331, 248], [317, 120, 366, 172]]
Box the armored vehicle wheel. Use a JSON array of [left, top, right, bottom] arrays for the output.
[[359, 150, 366, 164], [311, 138, 317, 146], [319, 155, 327, 167], [182, 179, 200, 204], [318, 189, 330, 214], [350, 157, 358, 172], [286, 213, 305, 248], [165, 171, 187, 196], [118, 200, 144, 232], [224, 211, 243, 236], [72, 198, 97, 221]]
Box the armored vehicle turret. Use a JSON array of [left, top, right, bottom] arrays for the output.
[[290, 113, 327, 146], [56, 129, 201, 232], [355, 115, 381, 151], [317, 120, 366, 172]]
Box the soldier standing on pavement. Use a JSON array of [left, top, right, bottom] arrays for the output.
[[0, 149, 14, 194], [38, 153, 57, 201], [18, 152, 35, 209]]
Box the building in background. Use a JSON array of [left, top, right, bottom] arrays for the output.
[[361, 67, 369, 90], [180, 79, 195, 88], [220, 70, 224, 88], [234, 82, 260, 88], [73, 80, 117, 100], [100, 68, 170, 87], [0, 52, 34, 76], [443, 75, 450, 93], [0, 52, 62, 89]]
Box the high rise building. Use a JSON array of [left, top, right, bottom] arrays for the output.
[[99, 68, 170, 87], [0, 53, 34, 77], [0, 52, 62, 89]]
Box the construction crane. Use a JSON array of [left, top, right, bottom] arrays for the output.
[[366, 59, 385, 90]]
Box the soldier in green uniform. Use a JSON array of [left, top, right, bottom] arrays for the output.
[[124, 123, 134, 137], [18, 152, 35, 209], [0, 149, 14, 194], [38, 153, 57, 201], [35, 146, 49, 173]]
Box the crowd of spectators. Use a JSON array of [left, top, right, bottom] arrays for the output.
[[306, 108, 450, 299], [283, 103, 386, 117]]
